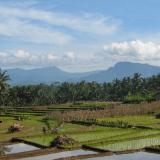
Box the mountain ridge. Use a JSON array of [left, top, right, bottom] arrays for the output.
[[5, 62, 160, 85], [82, 62, 160, 82]]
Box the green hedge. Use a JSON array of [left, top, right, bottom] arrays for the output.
[[123, 93, 156, 104]]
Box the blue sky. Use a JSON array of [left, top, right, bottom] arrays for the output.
[[1, 0, 160, 72]]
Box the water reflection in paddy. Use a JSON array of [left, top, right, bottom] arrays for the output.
[[19, 149, 97, 160], [85, 152, 160, 160], [5, 143, 40, 154]]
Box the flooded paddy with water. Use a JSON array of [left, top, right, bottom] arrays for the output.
[[85, 152, 160, 160], [5, 143, 40, 154]]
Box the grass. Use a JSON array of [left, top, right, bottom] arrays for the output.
[[96, 135, 160, 151], [25, 135, 56, 146], [24, 123, 95, 147], [69, 101, 118, 108], [99, 115, 160, 129], [68, 127, 134, 143], [0, 115, 57, 142], [22, 125, 136, 147]]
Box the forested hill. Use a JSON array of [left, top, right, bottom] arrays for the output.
[[6, 62, 160, 85]]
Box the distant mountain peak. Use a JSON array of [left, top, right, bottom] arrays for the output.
[[79, 62, 160, 82]]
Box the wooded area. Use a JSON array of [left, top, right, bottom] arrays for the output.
[[0, 70, 160, 106]]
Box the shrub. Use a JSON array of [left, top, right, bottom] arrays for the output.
[[123, 94, 145, 104], [145, 92, 156, 103], [123, 92, 156, 104]]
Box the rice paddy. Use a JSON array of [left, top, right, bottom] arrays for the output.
[[1, 101, 160, 153], [92, 135, 160, 151]]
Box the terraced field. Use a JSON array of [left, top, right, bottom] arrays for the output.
[[1, 101, 160, 152]]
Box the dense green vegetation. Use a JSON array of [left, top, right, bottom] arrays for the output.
[[0, 72, 160, 106]]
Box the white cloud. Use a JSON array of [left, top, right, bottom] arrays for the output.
[[0, 48, 103, 72], [0, 50, 79, 68], [103, 40, 160, 64], [0, 5, 119, 37], [47, 54, 59, 60], [15, 50, 30, 59], [65, 52, 76, 62], [0, 17, 72, 45]]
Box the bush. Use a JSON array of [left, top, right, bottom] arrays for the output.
[[123, 94, 145, 104], [123, 92, 156, 104], [145, 92, 156, 103]]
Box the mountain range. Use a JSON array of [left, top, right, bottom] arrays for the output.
[[5, 62, 160, 85]]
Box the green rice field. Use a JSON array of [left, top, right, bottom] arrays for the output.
[[1, 101, 160, 152]]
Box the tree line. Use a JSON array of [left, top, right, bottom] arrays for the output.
[[0, 69, 160, 106]]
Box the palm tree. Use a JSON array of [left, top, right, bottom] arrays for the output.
[[0, 69, 10, 105]]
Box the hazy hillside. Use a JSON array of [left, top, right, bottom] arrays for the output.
[[6, 62, 160, 85], [7, 66, 94, 85], [82, 62, 160, 82]]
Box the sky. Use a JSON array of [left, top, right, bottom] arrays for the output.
[[1, 0, 160, 72]]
